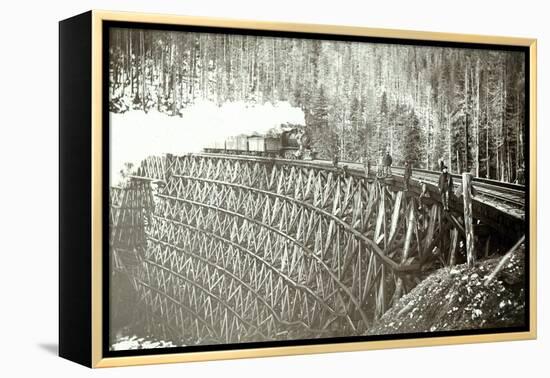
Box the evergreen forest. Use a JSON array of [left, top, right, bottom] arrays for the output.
[[109, 28, 526, 182]]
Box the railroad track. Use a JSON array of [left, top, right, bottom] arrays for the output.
[[197, 152, 526, 213], [389, 166, 525, 208]]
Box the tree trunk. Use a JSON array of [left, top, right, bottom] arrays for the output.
[[447, 103, 452, 172], [475, 58, 480, 177], [485, 70, 490, 178], [170, 34, 176, 116], [462, 173, 475, 267], [129, 31, 134, 97], [496, 147, 500, 181], [140, 30, 146, 111], [464, 64, 469, 172]]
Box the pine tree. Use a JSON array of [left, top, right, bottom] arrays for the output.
[[345, 97, 365, 160], [402, 109, 423, 164]]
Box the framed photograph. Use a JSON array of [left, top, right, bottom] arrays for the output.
[[59, 10, 537, 368]]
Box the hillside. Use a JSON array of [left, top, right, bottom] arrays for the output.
[[368, 246, 526, 335]]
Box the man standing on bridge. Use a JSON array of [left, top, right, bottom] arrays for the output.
[[383, 150, 393, 177], [439, 158, 445, 172], [404, 160, 412, 191], [332, 154, 339, 168], [438, 165, 453, 211]]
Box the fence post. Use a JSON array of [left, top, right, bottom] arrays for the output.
[[462, 173, 475, 267]]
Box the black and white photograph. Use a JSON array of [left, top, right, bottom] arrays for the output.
[[107, 24, 529, 352]]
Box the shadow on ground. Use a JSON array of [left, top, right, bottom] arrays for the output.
[[38, 343, 58, 355]]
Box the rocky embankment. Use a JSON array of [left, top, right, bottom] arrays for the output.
[[368, 246, 526, 335]]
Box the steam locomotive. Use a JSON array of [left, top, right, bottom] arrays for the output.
[[203, 128, 313, 159]]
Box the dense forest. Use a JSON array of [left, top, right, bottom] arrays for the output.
[[109, 28, 526, 182]]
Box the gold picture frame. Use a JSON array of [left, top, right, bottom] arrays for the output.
[[59, 10, 537, 368]]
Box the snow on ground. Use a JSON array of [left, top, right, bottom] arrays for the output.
[[110, 100, 304, 185], [111, 335, 176, 351]]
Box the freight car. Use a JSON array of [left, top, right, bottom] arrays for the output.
[[248, 135, 282, 157], [225, 135, 249, 153], [203, 139, 226, 153]]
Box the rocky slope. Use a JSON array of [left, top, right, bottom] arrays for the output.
[[368, 246, 526, 335]]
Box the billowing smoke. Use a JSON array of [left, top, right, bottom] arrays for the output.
[[110, 100, 305, 185]]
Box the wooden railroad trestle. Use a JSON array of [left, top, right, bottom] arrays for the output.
[[109, 154, 521, 345]]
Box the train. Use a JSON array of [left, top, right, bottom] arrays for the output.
[[203, 127, 314, 159]]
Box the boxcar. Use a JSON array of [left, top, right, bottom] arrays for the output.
[[226, 135, 248, 153], [247, 136, 264, 153], [248, 135, 282, 156], [203, 139, 226, 153]]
